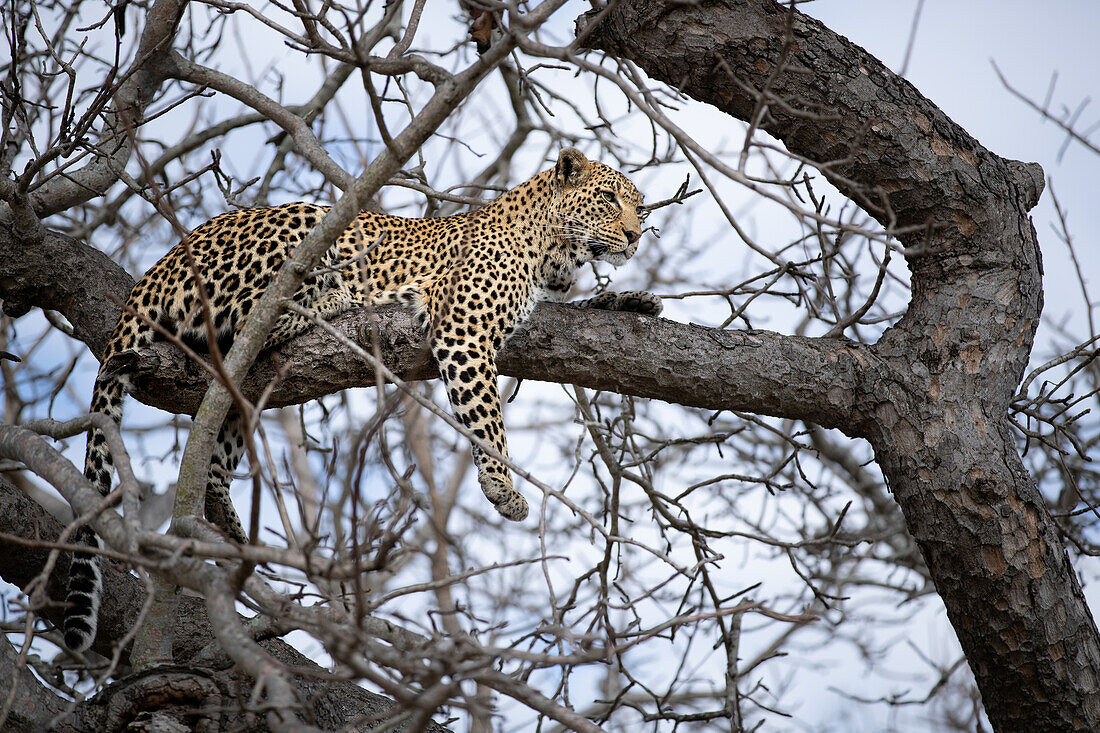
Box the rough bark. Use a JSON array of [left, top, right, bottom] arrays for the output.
[[576, 0, 1098, 730], [0, 474, 448, 732], [0, 227, 132, 359], [0, 621, 66, 732]]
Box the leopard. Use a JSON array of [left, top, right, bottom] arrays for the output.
[[64, 147, 661, 652]]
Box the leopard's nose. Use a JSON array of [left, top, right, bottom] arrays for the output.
[[624, 228, 640, 245]]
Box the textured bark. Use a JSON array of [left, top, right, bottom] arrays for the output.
[[0, 624, 66, 732], [0, 475, 448, 732], [577, 1, 1098, 730], [126, 304, 872, 426], [0, 227, 132, 359]]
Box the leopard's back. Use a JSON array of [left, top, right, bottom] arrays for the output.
[[105, 203, 472, 361]]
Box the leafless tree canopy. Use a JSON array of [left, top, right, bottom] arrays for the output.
[[1, 0, 1099, 731]]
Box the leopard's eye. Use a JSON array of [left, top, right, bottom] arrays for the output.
[[601, 190, 619, 206]]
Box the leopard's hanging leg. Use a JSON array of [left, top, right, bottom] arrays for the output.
[[201, 277, 356, 542], [428, 277, 528, 521], [205, 414, 249, 543]]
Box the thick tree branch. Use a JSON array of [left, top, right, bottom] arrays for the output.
[[0, 626, 65, 731], [0, 226, 131, 359], [577, 0, 1042, 238], [130, 304, 867, 429]]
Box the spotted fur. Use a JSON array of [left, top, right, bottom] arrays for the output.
[[66, 148, 660, 652]]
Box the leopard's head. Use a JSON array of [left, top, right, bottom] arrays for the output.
[[549, 148, 644, 267]]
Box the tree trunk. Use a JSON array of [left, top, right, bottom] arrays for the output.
[[577, 0, 1100, 729]]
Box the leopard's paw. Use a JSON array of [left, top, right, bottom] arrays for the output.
[[612, 290, 662, 316], [480, 476, 529, 521], [579, 291, 618, 311], [581, 290, 662, 316]]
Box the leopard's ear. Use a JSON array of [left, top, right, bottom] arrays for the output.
[[554, 148, 592, 189]]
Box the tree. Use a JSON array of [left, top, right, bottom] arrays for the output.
[[2, 0, 1098, 730]]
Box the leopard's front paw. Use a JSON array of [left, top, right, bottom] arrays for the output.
[[612, 290, 662, 316], [578, 291, 618, 311], [581, 290, 662, 316], [479, 475, 529, 521]]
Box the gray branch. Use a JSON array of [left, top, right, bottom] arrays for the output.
[[2, 1, 1095, 730]]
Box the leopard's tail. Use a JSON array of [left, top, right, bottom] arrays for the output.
[[64, 366, 130, 652]]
